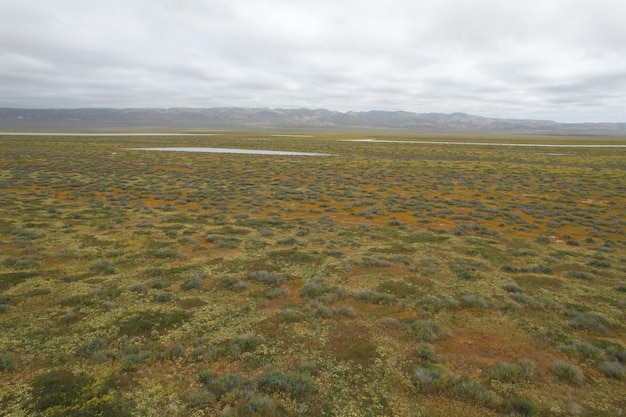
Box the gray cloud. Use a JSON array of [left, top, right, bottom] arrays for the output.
[[1, 0, 625, 122]]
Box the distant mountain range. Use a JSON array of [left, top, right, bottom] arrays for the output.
[[1, 107, 626, 135]]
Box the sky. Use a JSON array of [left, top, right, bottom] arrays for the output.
[[1, 0, 625, 123]]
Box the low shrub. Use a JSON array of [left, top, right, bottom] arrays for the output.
[[219, 276, 247, 292], [227, 334, 259, 356], [121, 351, 150, 372], [410, 320, 451, 343], [454, 379, 502, 408], [597, 361, 625, 380], [198, 370, 249, 400], [569, 311, 610, 335], [76, 338, 108, 358], [549, 360, 584, 384], [508, 397, 540, 417], [0, 354, 13, 372], [503, 283, 524, 293], [181, 272, 207, 290], [353, 289, 394, 305], [566, 270, 594, 281], [118, 310, 191, 336], [417, 344, 435, 361], [410, 366, 446, 392], [486, 360, 535, 383], [247, 270, 287, 287], [257, 369, 316, 397]]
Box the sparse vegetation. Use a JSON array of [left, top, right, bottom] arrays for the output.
[[0, 132, 624, 416]]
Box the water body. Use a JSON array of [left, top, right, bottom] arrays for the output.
[[342, 139, 626, 148], [127, 147, 333, 156]]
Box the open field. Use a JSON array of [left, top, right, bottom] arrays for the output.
[[1, 132, 625, 416]]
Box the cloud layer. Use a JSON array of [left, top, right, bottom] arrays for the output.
[[1, 0, 625, 122]]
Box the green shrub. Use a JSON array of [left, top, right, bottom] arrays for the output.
[[549, 360, 584, 384], [417, 345, 435, 361], [587, 259, 611, 268], [181, 272, 206, 290], [118, 310, 190, 336], [0, 354, 13, 372], [454, 379, 502, 408], [566, 270, 593, 281], [264, 287, 289, 299], [300, 280, 347, 300], [279, 309, 302, 323], [151, 248, 180, 259], [410, 320, 451, 342], [569, 311, 610, 335], [458, 293, 489, 309], [597, 361, 625, 380], [559, 341, 603, 361], [410, 366, 446, 392], [219, 276, 247, 292], [197, 370, 249, 401], [121, 351, 150, 372], [227, 334, 259, 356], [353, 289, 394, 305], [76, 338, 107, 358], [30, 370, 132, 416], [256, 369, 316, 397], [247, 270, 287, 286], [508, 397, 540, 417], [155, 292, 173, 303], [486, 360, 535, 383], [503, 283, 524, 293]]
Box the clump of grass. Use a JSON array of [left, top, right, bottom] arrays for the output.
[[486, 360, 535, 383], [410, 320, 451, 342], [378, 317, 406, 330], [549, 360, 585, 384]]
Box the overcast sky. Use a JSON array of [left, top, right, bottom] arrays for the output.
[[1, 0, 625, 122]]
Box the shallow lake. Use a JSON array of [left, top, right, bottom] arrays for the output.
[[127, 147, 333, 156]]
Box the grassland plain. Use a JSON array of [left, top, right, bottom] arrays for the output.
[[0, 132, 625, 417]]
